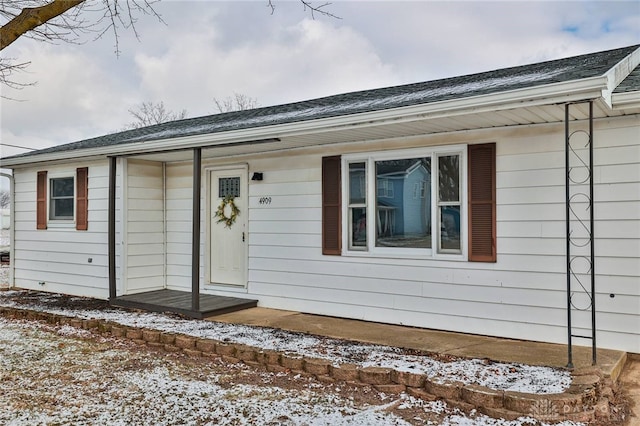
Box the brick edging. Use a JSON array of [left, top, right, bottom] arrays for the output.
[[0, 307, 614, 423]]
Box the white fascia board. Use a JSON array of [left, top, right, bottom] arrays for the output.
[[601, 46, 640, 108], [1, 76, 608, 168]]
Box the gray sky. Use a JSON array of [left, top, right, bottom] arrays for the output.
[[1, 0, 639, 164]]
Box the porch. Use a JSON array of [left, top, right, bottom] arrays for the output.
[[110, 289, 258, 319]]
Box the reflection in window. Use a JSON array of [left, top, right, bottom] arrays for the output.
[[345, 150, 462, 255], [438, 155, 461, 252], [348, 162, 367, 249], [375, 158, 431, 248], [50, 177, 74, 219]]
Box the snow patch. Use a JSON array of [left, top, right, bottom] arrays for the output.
[[0, 292, 572, 395]]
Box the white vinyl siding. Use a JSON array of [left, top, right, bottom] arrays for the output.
[[11, 115, 635, 353], [194, 118, 638, 353], [164, 162, 202, 291], [12, 161, 119, 299], [124, 160, 165, 294]]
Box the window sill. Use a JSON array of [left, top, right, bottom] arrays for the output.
[[342, 249, 465, 262], [46, 221, 75, 229]]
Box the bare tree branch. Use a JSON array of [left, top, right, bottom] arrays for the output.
[[1, 0, 88, 47], [267, 0, 340, 19], [0, 0, 163, 88], [213, 93, 259, 113], [0, 1, 335, 90], [124, 101, 187, 129], [0, 0, 84, 51]]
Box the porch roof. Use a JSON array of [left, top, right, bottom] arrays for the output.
[[2, 44, 640, 167]]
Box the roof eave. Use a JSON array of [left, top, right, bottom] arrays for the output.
[[601, 46, 640, 107], [1, 76, 609, 168]]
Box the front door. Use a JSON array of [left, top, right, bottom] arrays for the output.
[[209, 167, 247, 286]]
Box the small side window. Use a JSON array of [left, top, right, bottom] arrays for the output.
[[50, 177, 74, 220], [348, 162, 367, 250]]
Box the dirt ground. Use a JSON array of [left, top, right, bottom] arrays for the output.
[[0, 290, 634, 425], [0, 316, 455, 425]]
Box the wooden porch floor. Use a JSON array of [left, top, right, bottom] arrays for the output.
[[110, 289, 258, 319]]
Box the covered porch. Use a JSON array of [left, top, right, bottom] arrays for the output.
[[105, 146, 261, 319]]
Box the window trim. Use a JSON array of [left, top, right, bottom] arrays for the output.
[[342, 145, 467, 260], [48, 175, 76, 221]]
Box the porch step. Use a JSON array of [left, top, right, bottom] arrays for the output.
[[110, 289, 258, 319]]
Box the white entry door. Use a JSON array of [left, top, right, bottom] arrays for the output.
[[209, 167, 247, 286]]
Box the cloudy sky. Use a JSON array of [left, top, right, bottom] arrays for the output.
[[1, 0, 639, 163]]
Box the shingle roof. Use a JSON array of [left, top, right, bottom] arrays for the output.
[[4, 44, 639, 161], [614, 63, 640, 93]]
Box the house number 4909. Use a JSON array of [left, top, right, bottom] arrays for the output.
[[259, 197, 272, 205]]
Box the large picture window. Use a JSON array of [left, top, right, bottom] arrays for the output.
[[324, 143, 495, 261], [375, 157, 431, 249], [344, 146, 465, 257]]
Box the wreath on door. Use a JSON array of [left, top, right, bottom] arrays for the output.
[[215, 195, 240, 228]]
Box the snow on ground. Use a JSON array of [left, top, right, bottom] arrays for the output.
[[0, 229, 8, 246], [0, 317, 584, 426], [0, 291, 572, 395], [0, 266, 8, 287], [0, 229, 8, 288]]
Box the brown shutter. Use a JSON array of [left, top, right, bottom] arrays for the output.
[[36, 171, 47, 230], [322, 156, 341, 255], [468, 143, 496, 262], [76, 167, 89, 231]]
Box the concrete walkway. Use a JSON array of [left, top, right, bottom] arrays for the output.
[[619, 354, 640, 425], [212, 307, 627, 381]]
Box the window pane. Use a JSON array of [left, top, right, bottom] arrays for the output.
[[440, 206, 461, 251], [375, 158, 431, 248], [350, 207, 367, 248], [438, 155, 460, 202], [348, 162, 366, 204], [52, 199, 74, 218], [51, 178, 74, 197], [219, 177, 240, 198]]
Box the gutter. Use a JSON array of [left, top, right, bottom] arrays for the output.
[[611, 91, 640, 110], [0, 75, 613, 168]]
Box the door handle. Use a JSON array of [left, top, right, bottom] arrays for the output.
[[242, 232, 245, 242]]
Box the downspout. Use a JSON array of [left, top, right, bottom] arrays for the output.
[[0, 172, 13, 290]]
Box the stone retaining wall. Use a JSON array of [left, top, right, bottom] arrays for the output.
[[0, 306, 616, 423]]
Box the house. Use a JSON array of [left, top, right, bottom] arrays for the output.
[[1, 45, 639, 358]]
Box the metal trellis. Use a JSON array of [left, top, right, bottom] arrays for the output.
[[565, 101, 596, 368]]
